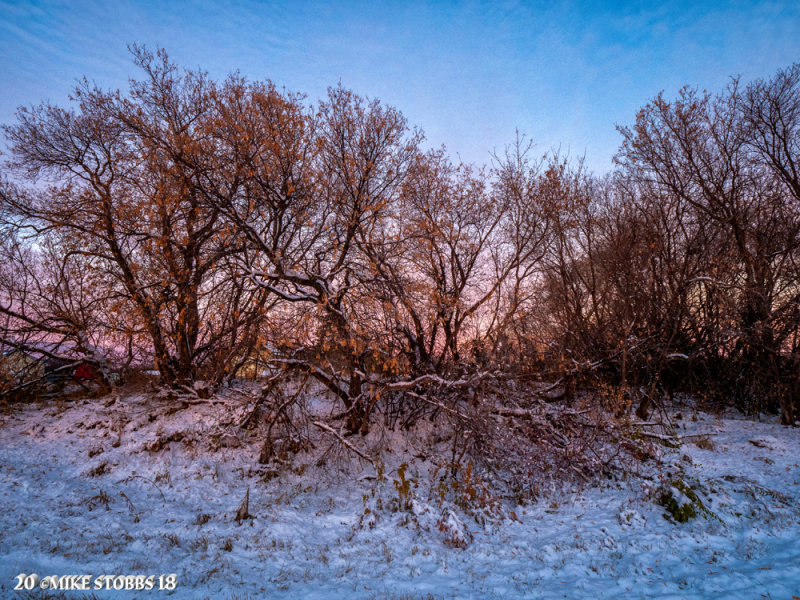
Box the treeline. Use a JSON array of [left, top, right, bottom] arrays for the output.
[[1, 47, 798, 428]]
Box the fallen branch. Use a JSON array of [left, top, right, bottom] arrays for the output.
[[678, 432, 718, 440], [312, 420, 375, 466], [492, 407, 536, 417], [236, 374, 284, 429], [0, 362, 79, 398], [405, 390, 469, 420], [382, 371, 495, 391], [635, 431, 677, 441], [177, 397, 228, 407]]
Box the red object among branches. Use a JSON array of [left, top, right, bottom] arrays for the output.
[[73, 363, 102, 383]]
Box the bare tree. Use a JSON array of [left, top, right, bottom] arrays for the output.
[[1, 47, 253, 386], [617, 79, 800, 422]]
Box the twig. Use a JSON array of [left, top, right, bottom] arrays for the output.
[[124, 474, 167, 503], [177, 397, 227, 406], [570, 465, 590, 481]]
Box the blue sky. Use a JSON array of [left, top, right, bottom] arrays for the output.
[[1, 0, 798, 173]]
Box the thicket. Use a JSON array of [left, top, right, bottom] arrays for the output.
[[1, 48, 798, 452]]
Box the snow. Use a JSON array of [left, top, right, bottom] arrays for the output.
[[1, 393, 799, 599]]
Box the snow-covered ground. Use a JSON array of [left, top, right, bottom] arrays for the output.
[[1, 391, 799, 599]]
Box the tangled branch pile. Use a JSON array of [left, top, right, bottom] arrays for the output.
[[1, 49, 799, 469]]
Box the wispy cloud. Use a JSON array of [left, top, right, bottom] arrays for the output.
[[1, 0, 798, 173]]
